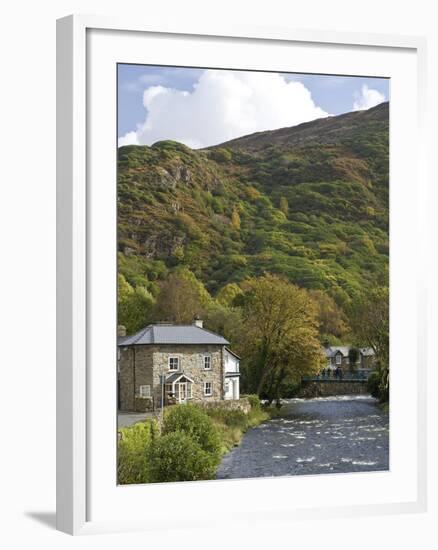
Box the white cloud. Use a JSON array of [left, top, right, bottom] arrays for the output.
[[118, 70, 329, 148], [118, 131, 139, 147], [353, 85, 386, 111]]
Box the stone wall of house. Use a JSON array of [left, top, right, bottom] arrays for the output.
[[151, 344, 224, 405], [198, 396, 251, 414], [118, 347, 134, 411], [119, 344, 229, 411], [118, 346, 154, 411]]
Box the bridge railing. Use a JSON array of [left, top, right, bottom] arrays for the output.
[[302, 370, 371, 382]]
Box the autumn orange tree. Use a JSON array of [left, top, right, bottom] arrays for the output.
[[239, 274, 324, 403]]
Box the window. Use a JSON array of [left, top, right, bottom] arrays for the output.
[[187, 383, 192, 399], [139, 385, 151, 398], [225, 381, 230, 393], [168, 356, 179, 371], [204, 382, 212, 396], [203, 355, 211, 370], [336, 354, 342, 365]]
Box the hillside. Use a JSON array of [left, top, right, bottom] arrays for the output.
[[117, 102, 389, 306]]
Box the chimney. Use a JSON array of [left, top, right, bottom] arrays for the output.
[[193, 316, 203, 329], [118, 325, 127, 337]]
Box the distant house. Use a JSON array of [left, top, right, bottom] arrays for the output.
[[324, 346, 376, 372], [117, 319, 240, 412]]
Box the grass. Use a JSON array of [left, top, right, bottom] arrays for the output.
[[201, 397, 278, 454]]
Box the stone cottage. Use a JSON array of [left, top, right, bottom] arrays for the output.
[[324, 346, 376, 373], [117, 319, 240, 412]]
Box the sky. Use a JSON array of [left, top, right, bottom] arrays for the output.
[[118, 64, 389, 149]]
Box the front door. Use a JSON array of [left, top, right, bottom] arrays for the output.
[[178, 382, 187, 403]]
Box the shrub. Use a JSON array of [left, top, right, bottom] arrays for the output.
[[243, 394, 261, 411], [117, 420, 159, 485], [147, 432, 217, 482], [163, 404, 221, 460]]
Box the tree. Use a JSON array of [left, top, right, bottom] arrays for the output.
[[216, 283, 243, 307], [279, 196, 289, 216], [203, 301, 244, 348], [239, 274, 324, 403], [348, 347, 360, 370], [309, 289, 350, 340], [152, 270, 211, 324], [118, 273, 155, 334], [349, 287, 389, 400], [230, 209, 241, 231]]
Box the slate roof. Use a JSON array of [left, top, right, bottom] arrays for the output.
[[165, 372, 195, 384], [324, 346, 375, 357], [118, 324, 230, 347], [325, 346, 350, 358], [359, 347, 375, 356]]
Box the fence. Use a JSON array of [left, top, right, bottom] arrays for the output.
[[302, 370, 370, 383]]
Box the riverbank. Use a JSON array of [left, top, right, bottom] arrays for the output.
[[217, 394, 389, 479], [117, 396, 275, 484], [203, 396, 279, 454]]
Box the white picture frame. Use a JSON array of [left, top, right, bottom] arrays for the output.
[[57, 14, 428, 535]]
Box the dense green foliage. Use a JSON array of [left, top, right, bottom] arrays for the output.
[[239, 274, 324, 401], [147, 431, 217, 482], [349, 287, 389, 401], [162, 404, 221, 459], [118, 103, 389, 309], [118, 398, 272, 483], [117, 420, 159, 484]]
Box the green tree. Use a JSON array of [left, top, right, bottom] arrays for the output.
[[239, 274, 324, 402], [153, 270, 211, 323], [203, 301, 244, 348], [279, 196, 289, 216], [230, 209, 241, 231], [118, 274, 155, 334], [216, 283, 243, 307], [348, 347, 360, 370], [309, 289, 350, 340], [349, 287, 389, 401]]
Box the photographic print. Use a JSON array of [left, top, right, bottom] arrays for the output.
[[116, 65, 389, 485]]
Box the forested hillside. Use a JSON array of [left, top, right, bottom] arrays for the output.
[[118, 101, 388, 311]]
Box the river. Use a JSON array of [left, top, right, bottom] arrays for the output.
[[216, 395, 389, 479]]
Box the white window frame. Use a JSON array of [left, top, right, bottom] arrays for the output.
[[204, 381, 212, 396], [168, 356, 180, 371], [203, 355, 212, 370], [138, 384, 151, 398], [335, 354, 342, 365]]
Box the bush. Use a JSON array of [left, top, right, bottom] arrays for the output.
[[243, 394, 261, 411], [147, 432, 217, 482], [163, 404, 221, 459], [117, 420, 159, 484]]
